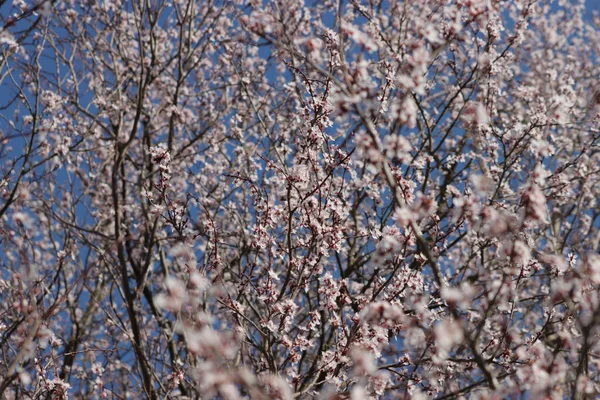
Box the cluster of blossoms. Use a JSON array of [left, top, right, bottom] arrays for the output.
[[150, 145, 172, 190]]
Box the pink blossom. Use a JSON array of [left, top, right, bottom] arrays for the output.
[[521, 182, 548, 225]]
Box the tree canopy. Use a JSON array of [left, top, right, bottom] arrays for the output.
[[1, 0, 600, 398]]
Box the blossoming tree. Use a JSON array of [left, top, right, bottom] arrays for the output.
[[1, 0, 599, 398]]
